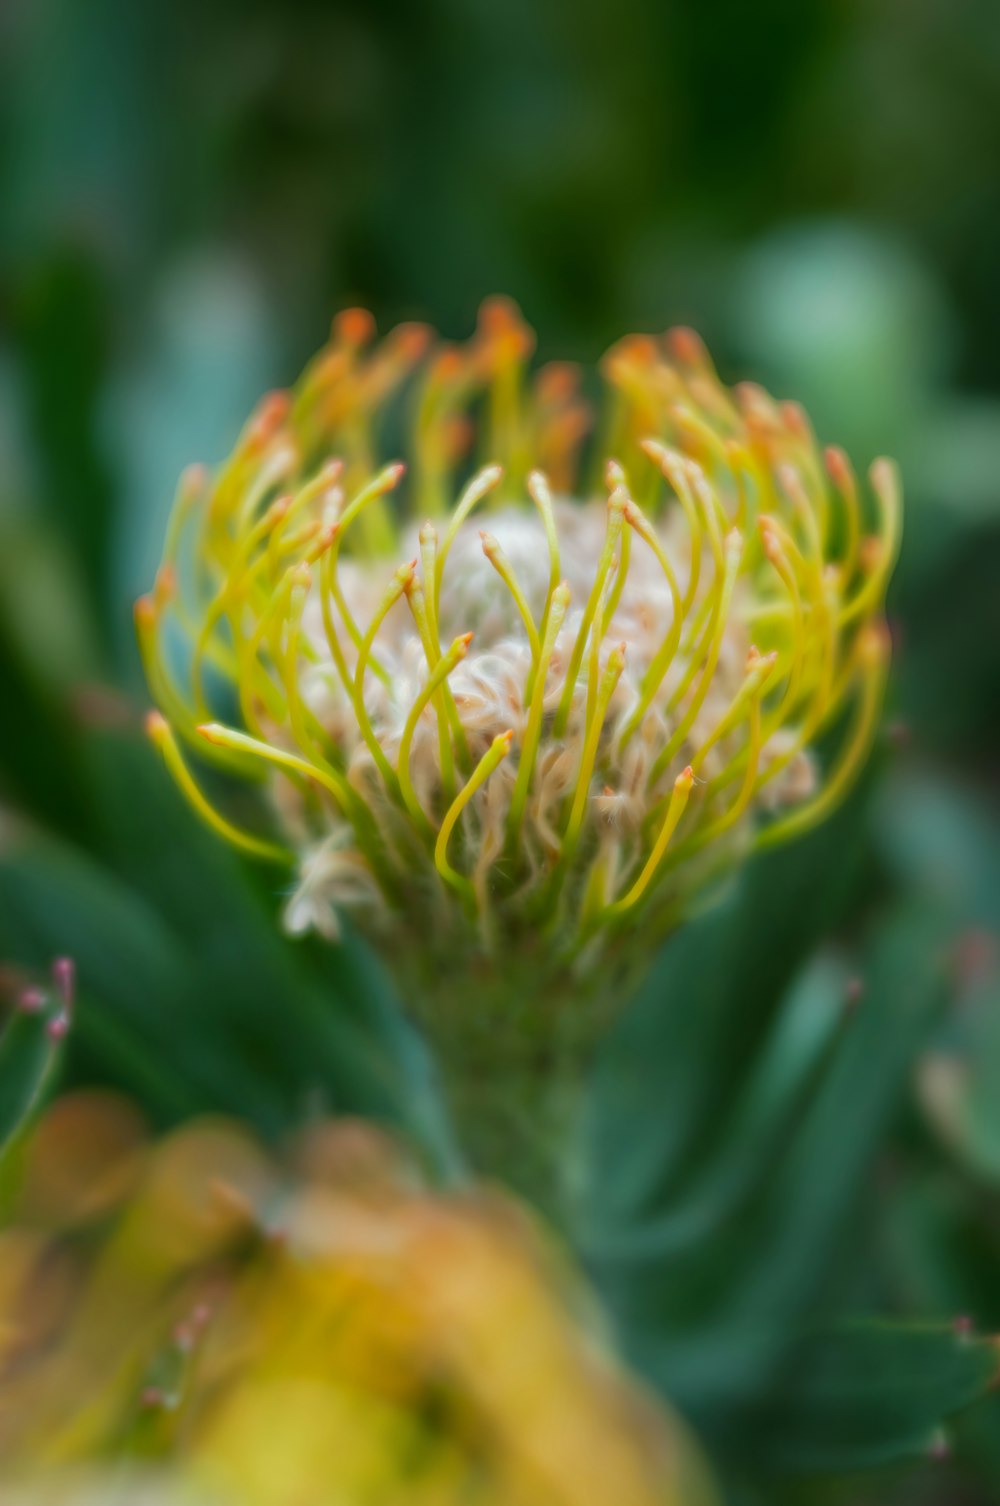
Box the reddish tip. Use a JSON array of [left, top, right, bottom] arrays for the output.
[[249, 390, 291, 446], [536, 361, 579, 401], [336, 307, 376, 346], [618, 333, 658, 366], [432, 345, 464, 383], [478, 294, 525, 336], [666, 326, 707, 367], [52, 957, 75, 1008], [824, 445, 850, 485], [780, 399, 809, 438], [394, 322, 432, 362], [180, 462, 208, 495]]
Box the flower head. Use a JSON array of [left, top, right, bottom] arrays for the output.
[[139, 300, 898, 969]]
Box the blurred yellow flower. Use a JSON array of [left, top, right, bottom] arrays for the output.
[[0, 1092, 715, 1506]]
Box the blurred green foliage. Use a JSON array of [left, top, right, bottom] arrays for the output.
[[2, 0, 1000, 1502]]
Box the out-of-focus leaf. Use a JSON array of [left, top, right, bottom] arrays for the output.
[[731, 222, 953, 460], [740, 1319, 1000, 1478], [587, 900, 951, 1471], [0, 996, 67, 1165], [582, 787, 876, 1234], [12, 250, 116, 635], [876, 770, 1000, 935], [919, 982, 1000, 1185], [582, 950, 852, 1271]]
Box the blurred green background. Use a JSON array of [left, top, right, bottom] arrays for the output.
[[2, 1, 1000, 1502]]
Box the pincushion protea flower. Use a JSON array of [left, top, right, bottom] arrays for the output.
[[0, 1094, 714, 1506], [138, 299, 899, 1204]]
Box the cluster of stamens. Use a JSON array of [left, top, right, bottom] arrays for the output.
[[138, 299, 898, 961]]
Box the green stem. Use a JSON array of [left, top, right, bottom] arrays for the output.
[[394, 950, 604, 1227]]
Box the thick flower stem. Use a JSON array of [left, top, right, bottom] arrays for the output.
[[396, 952, 608, 1227]]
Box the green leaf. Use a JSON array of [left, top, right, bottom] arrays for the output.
[[587, 899, 952, 1467], [582, 785, 876, 1234], [741, 1319, 1000, 1477], [0, 994, 67, 1161]]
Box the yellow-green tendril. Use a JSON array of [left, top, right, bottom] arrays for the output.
[[353, 561, 415, 795], [397, 633, 473, 832], [480, 530, 541, 662], [756, 623, 889, 850], [199, 722, 351, 814], [435, 464, 504, 610], [553, 489, 626, 737], [608, 766, 694, 917], [563, 643, 627, 863], [507, 582, 571, 845], [147, 714, 291, 864], [435, 730, 514, 909]]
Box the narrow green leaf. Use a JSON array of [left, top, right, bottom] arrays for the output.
[[742, 1318, 1000, 1476]]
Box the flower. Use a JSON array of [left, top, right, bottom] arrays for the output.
[[138, 299, 899, 974], [0, 1094, 714, 1506]]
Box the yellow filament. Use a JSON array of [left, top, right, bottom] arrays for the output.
[[434, 464, 505, 610], [776, 463, 823, 571], [324, 464, 405, 680], [608, 767, 694, 916], [758, 518, 808, 723], [280, 566, 329, 767], [236, 570, 298, 738], [617, 497, 685, 746], [756, 625, 889, 850], [586, 557, 618, 726], [162, 464, 206, 571], [147, 714, 290, 864], [405, 574, 464, 791], [397, 633, 472, 831], [435, 731, 514, 907], [190, 497, 294, 716], [352, 562, 415, 794], [838, 459, 902, 627], [688, 690, 765, 852], [641, 440, 704, 612], [605, 515, 631, 622], [317, 535, 357, 700], [198, 722, 352, 814], [649, 530, 743, 784], [563, 643, 626, 860], [553, 490, 626, 736], [525, 469, 561, 701], [418, 521, 439, 645], [826, 446, 861, 582], [480, 531, 541, 661], [689, 649, 777, 777], [507, 582, 571, 843]]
